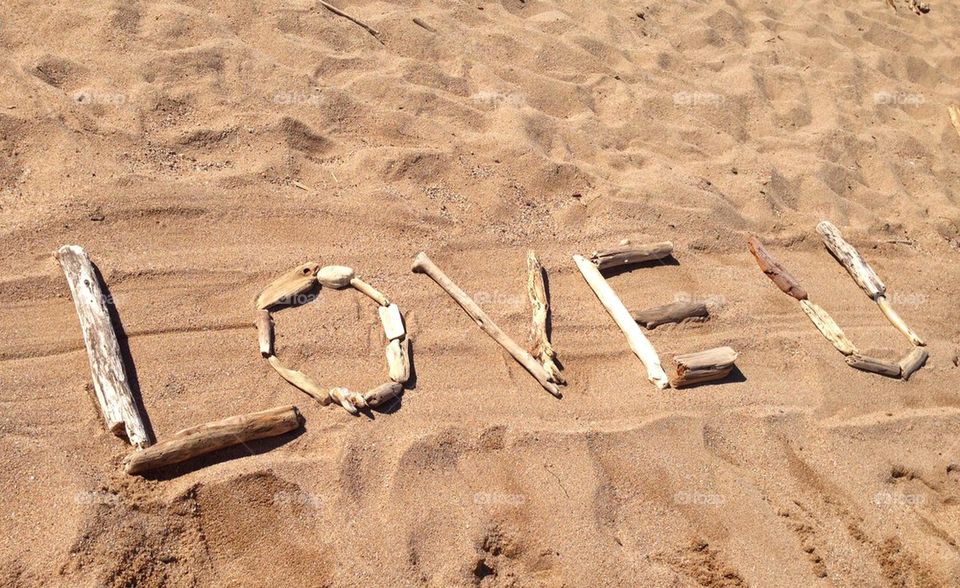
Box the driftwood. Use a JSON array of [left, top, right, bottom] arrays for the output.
[[123, 405, 302, 475], [379, 304, 405, 341], [747, 236, 808, 300], [898, 347, 928, 381], [267, 355, 329, 403], [412, 17, 436, 33], [630, 301, 709, 329], [351, 278, 390, 306], [255, 309, 274, 357], [55, 245, 152, 448], [950, 105, 960, 139], [846, 354, 901, 378], [364, 382, 403, 407], [256, 262, 319, 309], [317, 265, 354, 288], [385, 337, 411, 384], [590, 241, 673, 271], [527, 251, 563, 384], [816, 221, 924, 346], [319, 0, 383, 42], [573, 255, 670, 389], [412, 252, 561, 397], [799, 300, 858, 356], [670, 346, 738, 387]]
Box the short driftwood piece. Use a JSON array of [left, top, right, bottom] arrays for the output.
[[412, 252, 561, 397], [351, 278, 390, 306], [590, 241, 674, 271], [123, 405, 302, 475], [364, 382, 403, 407], [527, 251, 563, 384], [55, 245, 152, 449], [747, 236, 808, 300], [255, 310, 274, 357], [573, 254, 670, 389], [670, 346, 738, 387], [385, 337, 411, 384], [799, 300, 858, 356], [379, 304, 405, 341], [630, 301, 709, 329], [267, 355, 329, 404], [319, 0, 383, 42], [256, 262, 319, 310], [898, 347, 928, 381], [846, 354, 901, 378]]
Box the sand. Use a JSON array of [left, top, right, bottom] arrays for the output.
[[1, 0, 960, 585]]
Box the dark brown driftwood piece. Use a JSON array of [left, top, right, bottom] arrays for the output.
[[670, 346, 738, 387], [630, 301, 709, 329], [590, 241, 673, 271], [747, 236, 808, 300]]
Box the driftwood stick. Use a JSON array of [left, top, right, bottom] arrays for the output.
[[318, 0, 383, 42], [385, 337, 411, 384], [411, 252, 561, 397], [364, 382, 403, 407], [630, 301, 709, 329], [55, 245, 152, 449], [670, 346, 738, 387], [350, 278, 390, 306], [799, 300, 858, 356], [123, 405, 302, 475], [573, 254, 670, 389], [817, 221, 923, 346], [950, 105, 960, 140], [267, 356, 330, 404], [412, 17, 436, 33], [255, 310, 274, 357], [256, 262, 319, 310], [846, 354, 901, 378], [747, 236, 808, 300], [317, 265, 354, 288], [527, 251, 564, 384], [590, 241, 673, 271], [379, 304, 405, 341], [898, 347, 928, 381]]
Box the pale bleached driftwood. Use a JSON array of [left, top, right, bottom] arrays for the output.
[[799, 300, 858, 356], [816, 221, 924, 346], [630, 300, 709, 329], [573, 254, 670, 389], [317, 265, 355, 288], [846, 354, 901, 378], [412, 252, 561, 397], [670, 346, 738, 387], [590, 241, 674, 271], [123, 405, 302, 475], [329, 387, 368, 414], [266, 356, 366, 413], [255, 309, 274, 357], [351, 278, 390, 306], [385, 336, 411, 384], [527, 251, 564, 384], [747, 236, 808, 301], [379, 303, 405, 341], [950, 105, 960, 140], [898, 347, 928, 381], [364, 382, 403, 407], [55, 245, 152, 449], [256, 262, 319, 309], [319, 0, 383, 42]]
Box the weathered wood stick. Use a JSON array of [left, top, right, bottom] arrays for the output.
[[799, 300, 858, 356], [267, 355, 330, 404], [255, 309, 274, 357], [527, 251, 564, 384], [350, 278, 390, 306], [670, 346, 738, 388], [846, 354, 901, 378], [379, 304, 405, 341], [898, 347, 928, 381], [411, 252, 561, 397], [364, 382, 403, 407], [412, 17, 436, 33], [747, 236, 808, 300], [630, 301, 709, 329], [590, 241, 673, 271], [55, 245, 152, 449], [318, 0, 383, 42], [950, 105, 960, 140], [385, 337, 411, 384], [256, 262, 319, 310], [123, 405, 302, 475], [329, 387, 368, 414], [816, 221, 924, 346], [573, 254, 670, 389]]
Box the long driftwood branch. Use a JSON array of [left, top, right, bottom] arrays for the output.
[[573, 254, 670, 389], [799, 300, 858, 356], [590, 241, 673, 271], [123, 405, 302, 475], [527, 251, 563, 384], [411, 252, 561, 397], [630, 300, 708, 329], [670, 346, 738, 387], [747, 236, 808, 300], [55, 245, 152, 448], [816, 221, 924, 346]]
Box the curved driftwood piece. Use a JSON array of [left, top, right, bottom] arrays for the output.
[[123, 405, 302, 475], [630, 301, 709, 329], [799, 300, 858, 356], [573, 254, 670, 389], [846, 354, 901, 378], [670, 346, 738, 388], [527, 251, 564, 384], [816, 221, 924, 346], [590, 241, 674, 271], [379, 304, 405, 341], [385, 337, 411, 384], [267, 355, 330, 404], [898, 347, 928, 381], [350, 278, 390, 306], [256, 262, 319, 310], [364, 382, 403, 407], [55, 245, 152, 449], [255, 309, 274, 357], [412, 252, 561, 397], [747, 236, 808, 300], [317, 265, 355, 288]]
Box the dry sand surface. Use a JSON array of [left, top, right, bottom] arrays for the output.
[[2, 0, 960, 585]]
